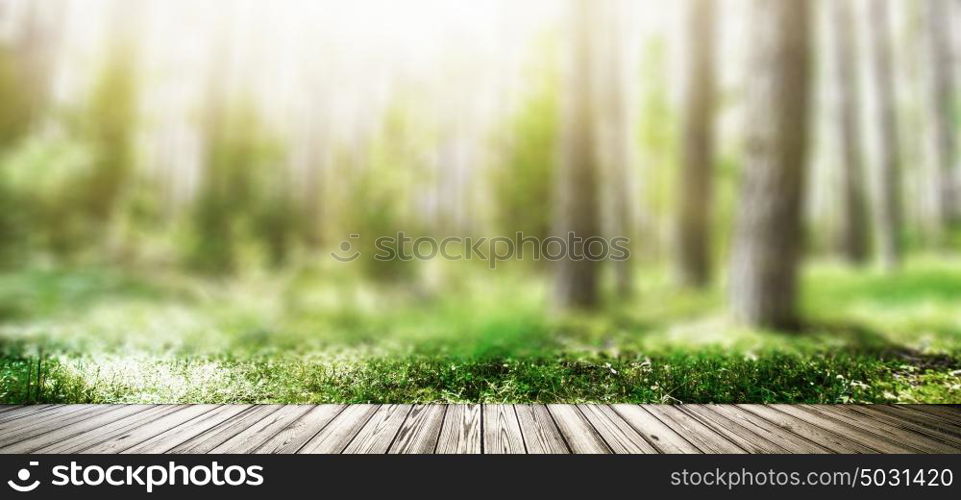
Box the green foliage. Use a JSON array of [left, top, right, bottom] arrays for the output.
[[0, 46, 35, 265], [184, 101, 288, 274], [0, 136, 97, 260], [1, 257, 959, 404], [335, 99, 433, 282], [77, 47, 138, 229], [0, 46, 140, 264], [636, 38, 678, 257], [0, 47, 32, 147], [491, 38, 559, 246]]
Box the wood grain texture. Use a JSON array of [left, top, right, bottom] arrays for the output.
[[253, 405, 345, 454], [642, 405, 746, 453], [123, 405, 253, 454], [704, 404, 831, 453], [435, 404, 481, 454], [388, 405, 446, 454], [578, 405, 657, 453], [81, 405, 220, 453], [483, 405, 525, 454], [547, 404, 609, 454], [210, 405, 315, 454], [168, 405, 282, 454], [0, 404, 125, 448], [737, 404, 878, 454], [681, 405, 787, 453], [808, 405, 957, 453], [298, 404, 378, 454], [612, 405, 699, 453], [0, 405, 153, 453], [0, 404, 63, 425], [2, 404, 959, 455], [515, 404, 568, 454], [771, 405, 919, 454], [33, 405, 180, 453], [343, 404, 411, 454], [865, 405, 961, 440]]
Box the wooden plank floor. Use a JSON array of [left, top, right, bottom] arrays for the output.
[[0, 404, 958, 454]]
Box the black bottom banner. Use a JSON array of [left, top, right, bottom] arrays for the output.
[[0, 454, 958, 499]]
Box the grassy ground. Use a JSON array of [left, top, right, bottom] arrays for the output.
[[1, 257, 960, 404]]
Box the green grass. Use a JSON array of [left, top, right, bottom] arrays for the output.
[[1, 257, 960, 404]]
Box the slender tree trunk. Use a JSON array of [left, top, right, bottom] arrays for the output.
[[553, 0, 600, 310], [600, 0, 635, 298], [868, 0, 903, 270], [676, 0, 717, 287], [14, 0, 64, 129], [832, 0, 870, 263], [302, 126, 328, 248], [729, 0, 810, 329], [925, 0, 958, 236]]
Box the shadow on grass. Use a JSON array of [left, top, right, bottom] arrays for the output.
[[799, 319, 961, 370]]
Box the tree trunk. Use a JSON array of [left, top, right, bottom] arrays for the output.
[[925, 0, 958, 237], [729, 0, 810, 329], [832, 0, 870, 263], [600, 0, 635, 298], [676, 0, 717, 287], [553, 0, 601, 310], [868, 0, 903, 270]]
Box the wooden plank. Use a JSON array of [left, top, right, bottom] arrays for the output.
[[681, 405, 788, 453], [253, 405, 345, 454], [210, 405, 315, 454], [812, 405, 959, 453], [738, 404, 878, 454], [704, 404, 831, 453], [0, 405, 153, 453], [577, 405, 657, 453], [613, 405, 700, 453], [643, 406, 746, 453], [1, 405, 108, 436], [0, 405, 21, 415], [771, 405, 921, 453], [483, 404, 526, 454], [809, 405, 956, 453], [298, 404, 379, 453], [895, 404, 961, 426], [515, 404, 568, 454], [4, 404, 958, 455], [343, 404, 411, 454], [123, 405, 253, 454], [0, 404, 64, 425], [169, 405, 283, 454], [33, 405, 180, 453], [389, 405, 446, 454], [872, 405, 961, 438], [435, 404, 481, 454], [903, 404, 961, 421], [80, 405, 220, 453], [0, 404, 121, 446], [547, 404, 609, 454]]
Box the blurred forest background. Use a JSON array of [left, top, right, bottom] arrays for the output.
[[1, 0, 961, 404]]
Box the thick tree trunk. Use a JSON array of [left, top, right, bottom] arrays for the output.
[[868, 0, 903, 270], [729, 0, 810, 329], [925, 0, 958, 236], [676, 0, 716, 287], [832, 0, 870, 263], [553, 0, 601, 310]]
